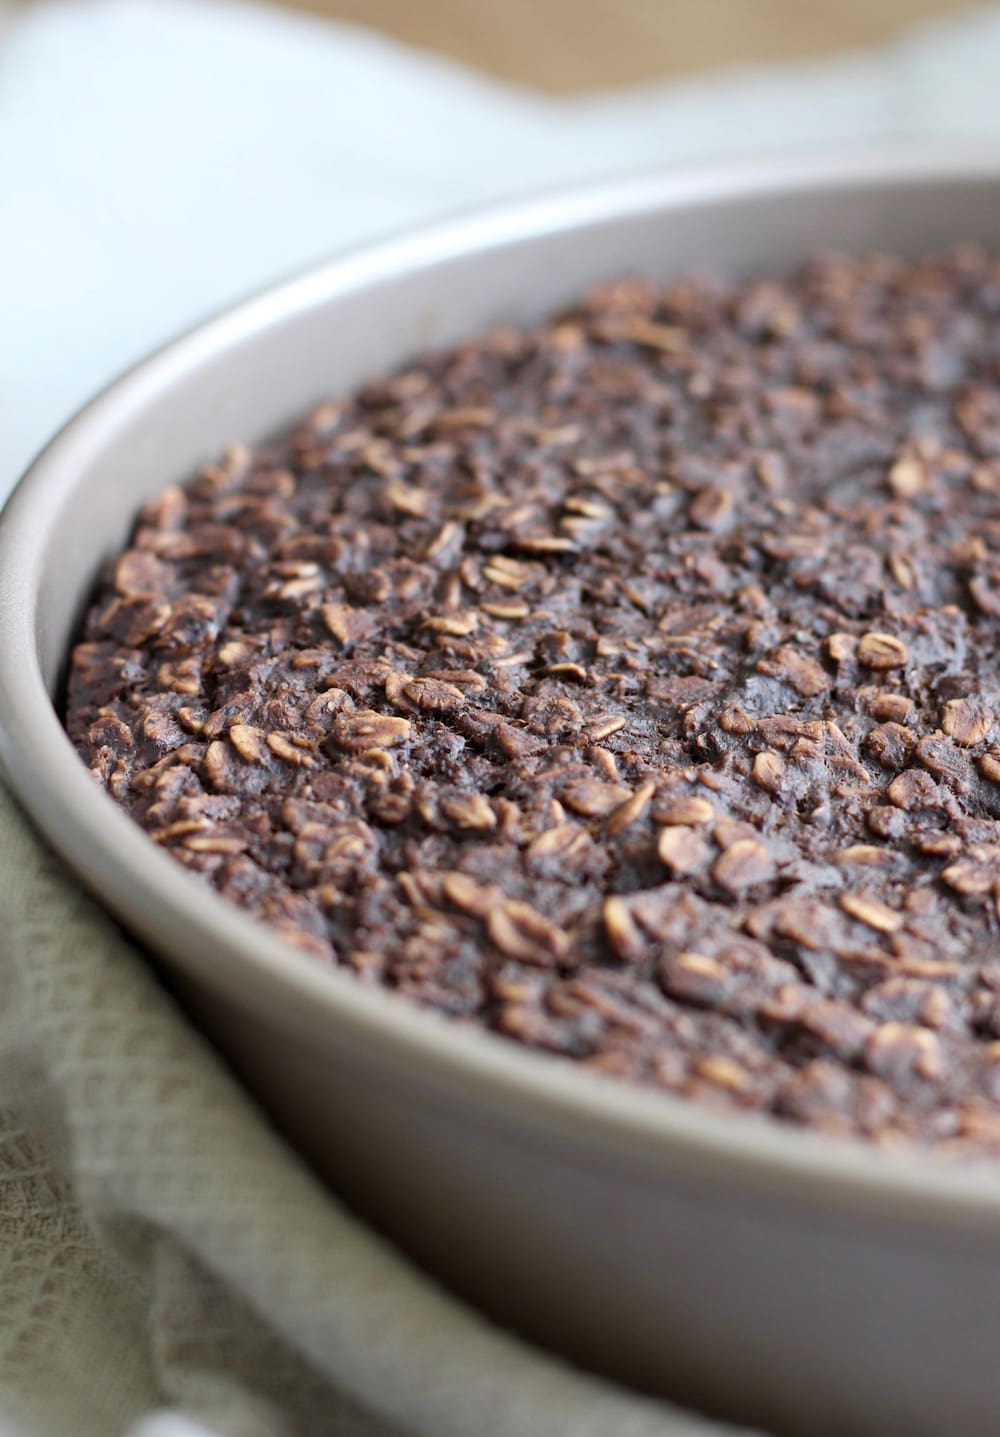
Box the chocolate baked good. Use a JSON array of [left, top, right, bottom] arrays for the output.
[[67, 247, 1000, 1154]]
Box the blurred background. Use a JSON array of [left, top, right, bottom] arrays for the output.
[[7, 0, 983, 90], [175, 0, 974, 89], [5, 0, 999, 495]]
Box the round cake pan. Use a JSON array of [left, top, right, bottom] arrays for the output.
[[4, 150, 1000, 1437]]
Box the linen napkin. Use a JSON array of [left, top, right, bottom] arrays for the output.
[[4, 3, 1000, 1435]]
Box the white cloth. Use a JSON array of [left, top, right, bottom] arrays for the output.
[[3, 4, 1000, 1436], [6, 0, 1000, 502]]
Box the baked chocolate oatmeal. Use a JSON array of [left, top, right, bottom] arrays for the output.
[[68, 247, 1000, 1154]]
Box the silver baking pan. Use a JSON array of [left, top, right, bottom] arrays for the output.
[[3, 150, 1000, 1437]]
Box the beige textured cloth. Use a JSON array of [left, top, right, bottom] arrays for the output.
[[0, 781, 757, 1437]]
